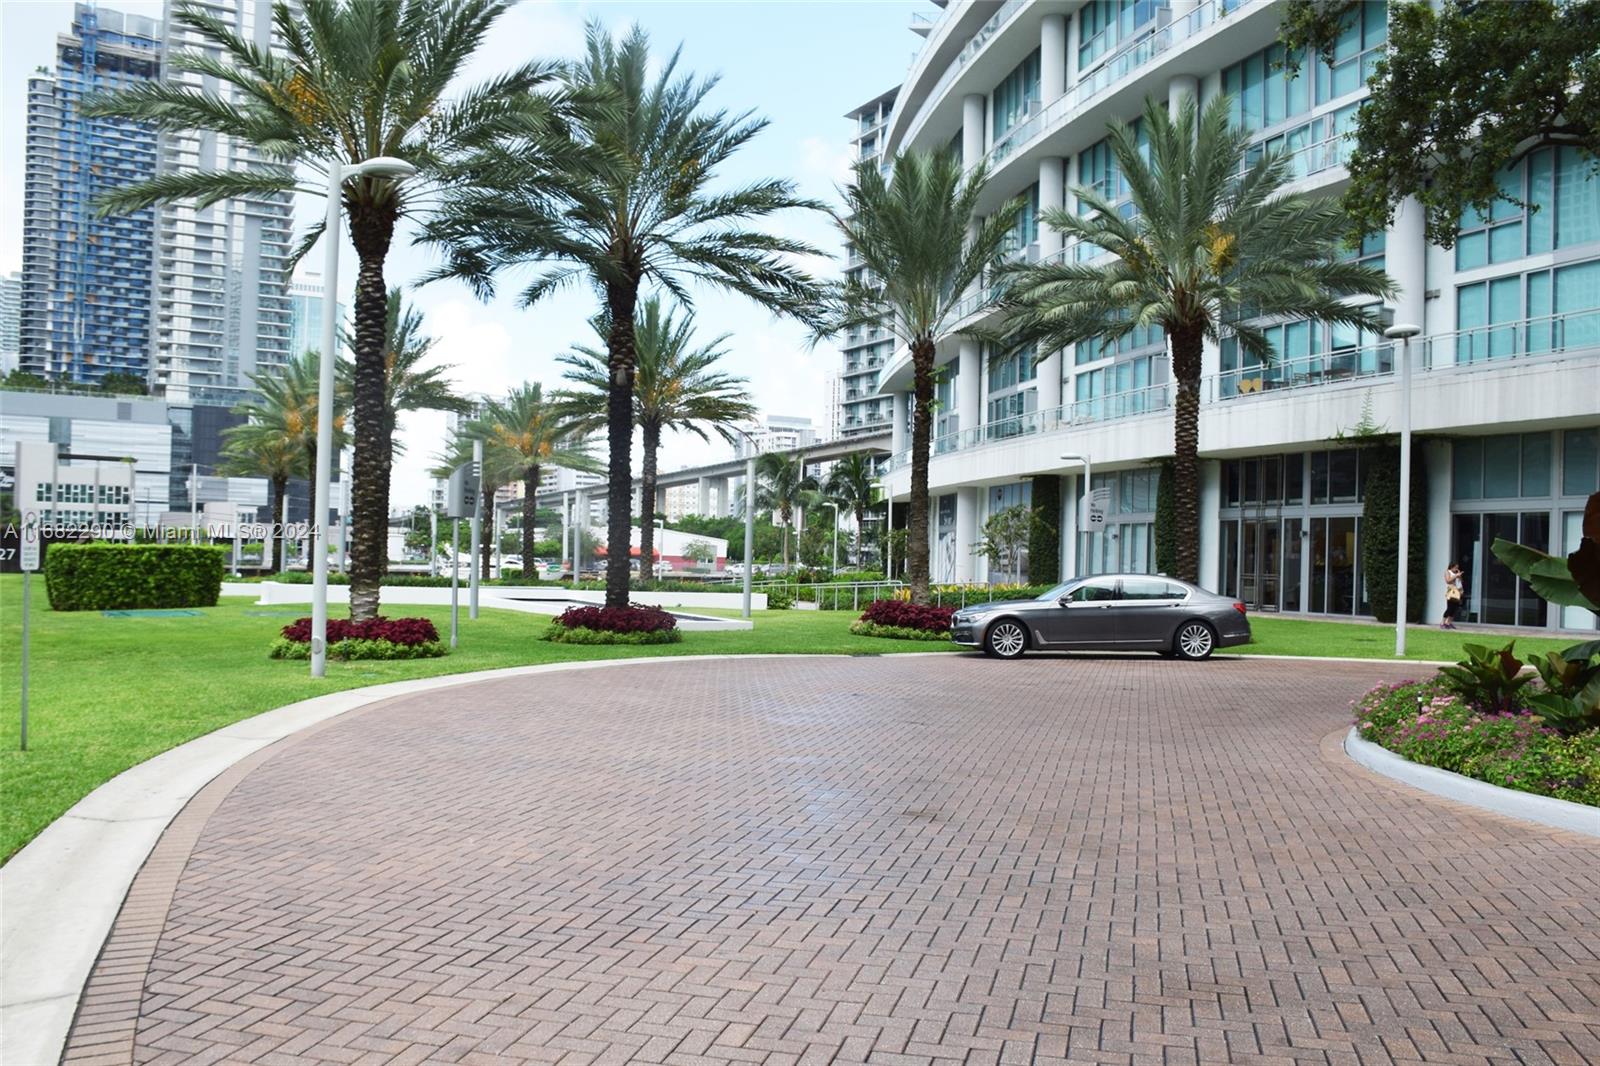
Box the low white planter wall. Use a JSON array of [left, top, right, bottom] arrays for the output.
[[226, 582, 766, 611]]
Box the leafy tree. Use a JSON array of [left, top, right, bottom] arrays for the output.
[[755, 451, 815, 570], [557, 296, 756, 581], [682, 539, 717, 569], [97, 371, 148, 395], [1002, 96, 1393, 582], [423, 22, 823, 607], [85, 0, 564, 621], [824, 452, 877, 567], [817, 148, 1022, 604], [1280, 0, 1600, 245], [974, 505, 1040, 584], [468, 383, 597, 579], [1, 370, 50, 391], [218, 426, 296, 571]]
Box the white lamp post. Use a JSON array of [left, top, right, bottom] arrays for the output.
[[1384, 321, 1422, 656], [742, 455, 756, 618], [310, 155, 416, 678]]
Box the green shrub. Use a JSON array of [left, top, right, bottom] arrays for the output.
[[542, 622, 682, 645], [1153, 459, 1176, 577], [1360, 443, 1429, 623], [45, 543, 225, 611], [1353, 679, 1598, 806], [849, 621, 953, 642], [1029, 475, 1061, 585], [269, 637, 449, 660], [765, 586, 794, 610], [1440, 641, 1534, 712]]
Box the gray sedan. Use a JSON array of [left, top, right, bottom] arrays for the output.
[[949, 574, 1251, 660]]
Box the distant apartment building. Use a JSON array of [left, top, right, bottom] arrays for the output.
[[151, 0, 294, 403], [735, 414, 820, 458], [286, 274, 344, 359], [18, 4, 161, 386], [0, 273, 19, 376], [838, 87, 898, 438]]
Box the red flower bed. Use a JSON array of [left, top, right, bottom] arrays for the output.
[[280, 616, 441, 646], [860, 600, 954, 633], [555, 604, 677, 634]]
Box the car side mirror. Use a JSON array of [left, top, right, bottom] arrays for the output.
[[1058, 596, 1073, 607]]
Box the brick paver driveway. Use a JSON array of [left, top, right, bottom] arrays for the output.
[[65, 656, 1600, 1065]]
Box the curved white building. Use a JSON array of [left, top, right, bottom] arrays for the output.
[[868, 0, 1599, 630]]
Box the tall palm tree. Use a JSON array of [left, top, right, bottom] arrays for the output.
[[422, 22, 823, 607], [825, 452, 877, 568], [224, 351, 348, 571], [755, 451, 815, 572], [468, 383, 598, 579], [337, 288, 472, 522], [557, 297, 758, 581], [1002, 96, 1395, 582], [218, 425, 296, 572], [820, 149, 1022, 604], [85, 0, 568, 621]]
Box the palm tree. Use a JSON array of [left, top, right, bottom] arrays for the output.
[[422, 22, 823, 608], [337, 288, 472, 520], [224, 351, 348, 572], [819, 149, 1023, 604], [825, 452, 877, 568], [218, 425, 296, 572], [85, 0, 567, 621], [755, 451, 815, 571], [557, 297, 758, 581], [468, 383, 598, 579], [1002, 96, 1395, 582]]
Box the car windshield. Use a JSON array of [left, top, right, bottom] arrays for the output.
[[1035, 581, 1078, 602]]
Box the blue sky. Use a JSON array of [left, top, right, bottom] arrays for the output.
[[0, 0, 923, 506]]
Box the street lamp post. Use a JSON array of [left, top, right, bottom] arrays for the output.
[[1059, 453, 1092, 579], [742, 455, 755, 618], [310, 155, 416, 679], [1385, 321, 1422, 656]]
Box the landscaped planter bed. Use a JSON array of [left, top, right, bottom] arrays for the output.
[[270, 616, 448, 660], [849, 600, 955, 641], [542, 605, 682, 645]]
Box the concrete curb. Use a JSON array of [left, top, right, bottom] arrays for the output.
[[1344, 727, 1600, 839], [0, 653, 885, 1066]]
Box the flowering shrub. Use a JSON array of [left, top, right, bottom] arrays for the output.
[[849, 620, 952, 642], [859, 599, 954, 633], [1353, 679, 1597, 806], [553, 604, 677, 634], [279, 616, 440, 646]]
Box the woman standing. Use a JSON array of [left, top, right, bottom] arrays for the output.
[[1441, 563, 1464, 629]]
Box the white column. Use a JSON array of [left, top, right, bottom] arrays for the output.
[[891, 392, 909, 456], [1167, 74, 1199, 116], [1390, 196, 1427, 333], [1036, 157, 1066, 413], [962, 93, 985, 168], [1040, 14, 1067, 102], [973, 491, 991, 584], [957, 340, 981, 436], [1198, 460, 1222, 586], [713, 477, 729, 517], [954, 487, 978, 583], [1425, 439, 1453, 623], [654, 484, 667, 513], [697, 477, 710, 517], [1066, 7, 1080, 86]]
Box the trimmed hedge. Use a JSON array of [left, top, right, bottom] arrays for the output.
[[849, 621, 953, 642], [1029, 475, 1061, 585], [542, 623, 682, 645], [860, 599, 954, 632], [45, 543, 225, 611], [1360, 443, 1429, 624], [270, 637, 448, 660], [1153, 459, 1177, 577]]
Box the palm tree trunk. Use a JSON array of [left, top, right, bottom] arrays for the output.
[[780, 504, 791, 570], [907, 340, 935, 605], [272, 475, 288, 572], [603, 281, 639, 609], [639, 420, 661, 583], [855, 506, 866, 567], [521, 464, 539, 581], [1170, 328, 1203, 584], [346, 203, 398, 622]]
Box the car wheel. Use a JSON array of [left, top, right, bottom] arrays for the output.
[[985, 619, 1028, 660], [1173, 620, 1216, 661]]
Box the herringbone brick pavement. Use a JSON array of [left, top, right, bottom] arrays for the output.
[[61, 655, 1600, 1065]]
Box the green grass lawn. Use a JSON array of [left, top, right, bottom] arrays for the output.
[[0, 574, 1580, 862]]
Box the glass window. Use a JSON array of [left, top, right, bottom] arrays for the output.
[[1528, 150, 1555, 253], [992, 50, 1042, 140], [1328, 449, 1358, 503], [1519, 512, 1551, 626], [1557, 147, 1600, 249], [1453, 438, 1483, 501], [1521, 433, 1552, 497], [1285, 454, 1304, 503], [1482, 434, 1521, 497], [1311, 451, 1329, 504], [1068, 578, 1119, 602], [1121, 577, 1185, 601], [1565, 429, 1599, 497], [1555, 260, 1600, 349]]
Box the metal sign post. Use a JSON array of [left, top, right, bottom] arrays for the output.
[[19, 529, 39, 751], [469, 440, 483, 620], [443, 459, 479, 648], [1079, 486, 1110, 532]]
